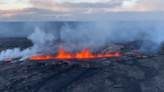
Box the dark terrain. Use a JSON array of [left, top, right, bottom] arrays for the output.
[[0, 39, 164, 92]]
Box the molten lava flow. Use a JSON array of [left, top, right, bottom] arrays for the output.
[[55, 48, 73, 59], [4, 59, 12, 61], [136, 55, 141, 58], [74, 48, 96, 59], [30, 48, 120, 60], [0, 59, 13, 62]]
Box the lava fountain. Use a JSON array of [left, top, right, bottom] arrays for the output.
[[30, 47, 120, 60]]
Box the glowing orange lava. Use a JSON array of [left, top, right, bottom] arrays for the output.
[[30, 48, 120, 60], [136, 55, 141, 58], [0, 58, 13, 61], [3, 59, 13, 61]]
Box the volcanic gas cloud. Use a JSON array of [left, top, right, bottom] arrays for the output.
[[0, 27, 121, 61]]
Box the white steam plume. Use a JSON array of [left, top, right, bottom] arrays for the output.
[[0, 21, 164, 61], [0, 27, 55, 61], [60, 22, 164, 54]]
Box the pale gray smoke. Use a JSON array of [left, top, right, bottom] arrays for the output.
[[0, 21, 164, 61], [0, 27, 55, 61], [139, 26, 164, 54], [60, 22, 164, 54]]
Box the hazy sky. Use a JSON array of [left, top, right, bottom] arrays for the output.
[[0, 0, 164, 21]]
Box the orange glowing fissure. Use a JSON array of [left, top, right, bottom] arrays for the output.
[[30, 48, 120, 60], [5, 59, 12, 61], [0, 58, 13, 61]]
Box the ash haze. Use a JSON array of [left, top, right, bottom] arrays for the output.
[[0, 21, 164, 61]]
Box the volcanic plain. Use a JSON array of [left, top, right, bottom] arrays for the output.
[[0, 38, 164, 92]]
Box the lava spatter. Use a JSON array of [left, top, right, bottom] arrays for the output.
[[30, 47, 120, 60]]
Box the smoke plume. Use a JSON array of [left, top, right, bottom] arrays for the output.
[[0, 27, 55, 60], [60, 22, 164, 54], [0, 21, 164, 60]]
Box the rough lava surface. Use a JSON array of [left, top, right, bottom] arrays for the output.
[[0, 39, 164, 92]]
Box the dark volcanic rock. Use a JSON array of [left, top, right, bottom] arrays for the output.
[[22, 59, 38, 66], [1, 39, 164, 92], [0, 60, 158, 92]]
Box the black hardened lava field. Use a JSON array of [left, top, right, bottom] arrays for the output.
[[0, 0, 164, 91], [1, 38, 164, 92]]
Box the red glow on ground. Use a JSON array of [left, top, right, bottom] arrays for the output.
[[0, 59, 13, 61], [30, 48, 120, 60], [136, 55, 141, 58], [4, 59, 12, 61]]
